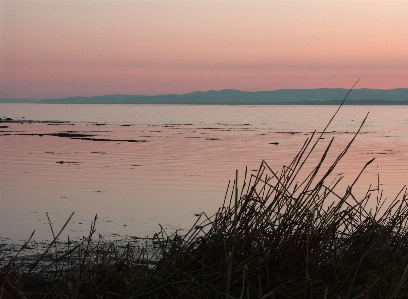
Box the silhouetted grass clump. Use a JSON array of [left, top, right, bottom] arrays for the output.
[[2, 107, 408, 298]]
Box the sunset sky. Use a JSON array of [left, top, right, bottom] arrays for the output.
[[1, 1, 407, 99]]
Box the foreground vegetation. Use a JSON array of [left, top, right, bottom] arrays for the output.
[[2, 109, 408, 298]]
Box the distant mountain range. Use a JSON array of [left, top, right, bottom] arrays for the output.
[[1, 88, 408, 105]]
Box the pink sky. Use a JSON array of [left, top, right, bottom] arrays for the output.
[[1, 1, 407, 99]]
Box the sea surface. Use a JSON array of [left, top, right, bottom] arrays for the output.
[[1, 104, 408, 245]]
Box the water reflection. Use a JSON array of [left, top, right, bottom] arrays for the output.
[[1, 105, 407, 244]]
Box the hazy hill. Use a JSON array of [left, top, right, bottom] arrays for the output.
[[1, 88, 408, 105]]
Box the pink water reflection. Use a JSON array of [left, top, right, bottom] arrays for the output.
[[1, 105, 407, 244]]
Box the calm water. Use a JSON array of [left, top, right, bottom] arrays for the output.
[[1, 104, 408, 244]]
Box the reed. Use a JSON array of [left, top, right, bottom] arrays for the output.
[[2, 103, 408, 298], [141, 116, 408, 299]]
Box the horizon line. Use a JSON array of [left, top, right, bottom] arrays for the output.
[[2, 87, 408, 101]]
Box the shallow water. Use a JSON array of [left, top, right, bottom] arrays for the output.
[[1, 104, 407, 244]]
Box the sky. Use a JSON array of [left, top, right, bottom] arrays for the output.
[[1, 0, 407, 99]]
